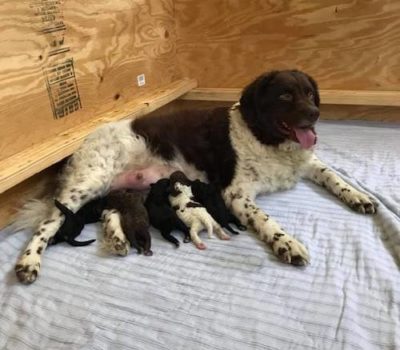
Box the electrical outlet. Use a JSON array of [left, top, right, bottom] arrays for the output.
[[137, 74, 146, 87]]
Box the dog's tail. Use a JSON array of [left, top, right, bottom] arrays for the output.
[[9, 198, 53, 233]]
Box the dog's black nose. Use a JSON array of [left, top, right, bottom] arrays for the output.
[[308, 107, 320, 122]]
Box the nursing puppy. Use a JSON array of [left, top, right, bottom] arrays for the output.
[[168, 171, 230, 250], [191, 180, 245, 235], [51, 199, 98, 247], [145, 178, 190, 247], [15, 69, 378, 284], [104, 190, 152, 256]]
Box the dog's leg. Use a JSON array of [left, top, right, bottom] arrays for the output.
[[223, 185, 309, 266], [305, 156, 378, 214], [101, 210, 130, 256], [15, 179, 108, 284]]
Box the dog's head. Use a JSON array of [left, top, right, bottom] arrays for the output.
[[239, 70, 320, 149]]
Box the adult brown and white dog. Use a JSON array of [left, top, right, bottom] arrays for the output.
[[14, 70, 377, 284]]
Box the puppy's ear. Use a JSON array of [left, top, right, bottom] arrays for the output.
[[167, 183, 177, 196], [305, 73, 320, 107], [239, 71, 278, 118]]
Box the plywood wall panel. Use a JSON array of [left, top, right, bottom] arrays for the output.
[[0, 0, 180, 160], [175, 0, 400, 90]]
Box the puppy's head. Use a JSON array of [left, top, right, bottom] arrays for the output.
[[239, 70, 320, 149], [169, 171, 192, 197]]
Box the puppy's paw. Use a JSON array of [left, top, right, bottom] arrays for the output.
[[144, 249, 153, 256], [215, 228, 231, 240], [195, 242, 207, 250]]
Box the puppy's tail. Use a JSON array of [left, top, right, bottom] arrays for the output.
[[8, 198, 53, 233], [67, 239, 96, 247], [224, 224, 240, 235], [54, 199, 74, 218]]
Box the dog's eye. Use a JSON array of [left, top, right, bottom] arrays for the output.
[[279, 93, 293, 101], [308, 91, 314, 100]]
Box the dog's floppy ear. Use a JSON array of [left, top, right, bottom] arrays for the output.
[[239, 71, 278, 118], [304, 73, 320, 107]]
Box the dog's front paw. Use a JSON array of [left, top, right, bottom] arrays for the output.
[[271, 233, 309, 266], [340, 188, 378, 214], [15, 254, 41, 284]]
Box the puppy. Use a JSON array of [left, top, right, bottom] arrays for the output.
[[106, 189, 152, 256], [168, 171, 230, 250], [51, 199, 100, 246], [191, 179, 246, 235], [145, 178, 190, 247]]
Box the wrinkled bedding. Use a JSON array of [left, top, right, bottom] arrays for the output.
[[0, 120, 399, 350]]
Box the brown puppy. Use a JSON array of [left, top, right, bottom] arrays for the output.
[[106, 190, 152, 256]]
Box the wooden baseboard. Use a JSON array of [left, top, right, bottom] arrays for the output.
[[0, 78, 197, 195], [169, 99, 400, 123], [181, 88, 400, 107]]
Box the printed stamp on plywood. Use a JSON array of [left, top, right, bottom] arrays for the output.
[[43, 59, 82, 119]]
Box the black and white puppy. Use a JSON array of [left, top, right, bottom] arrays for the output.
[[191, 180, 245, 235], [169, 171, 230, 250], [145, 178, 190, 247]]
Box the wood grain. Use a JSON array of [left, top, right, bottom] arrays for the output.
[[0, 0, 181, 160], [0, 78, 196, 194], [175, 0, 400, 90]]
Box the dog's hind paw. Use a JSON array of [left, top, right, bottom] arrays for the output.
[[102, 236, 130, 256], [15, 254, 41, 284]]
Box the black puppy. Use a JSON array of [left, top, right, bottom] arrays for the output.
[[191, 180, 246, 235], [145, 178, 190, 247], [51, 199, 103, 246]]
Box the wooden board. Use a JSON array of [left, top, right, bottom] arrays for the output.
[[0, 0, 181, 160], [182, 88, 400, 107], [175, 0, 400, 91], [0, 164, 60, 230], [172, 99, 400, 123], [0, 78, 197, 194]]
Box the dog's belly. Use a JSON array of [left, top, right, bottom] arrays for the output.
[[112, 148, 207, 191], [111, 165, 177, 190]]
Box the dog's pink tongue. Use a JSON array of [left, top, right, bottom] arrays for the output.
[[294, 128, 316, 149]]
